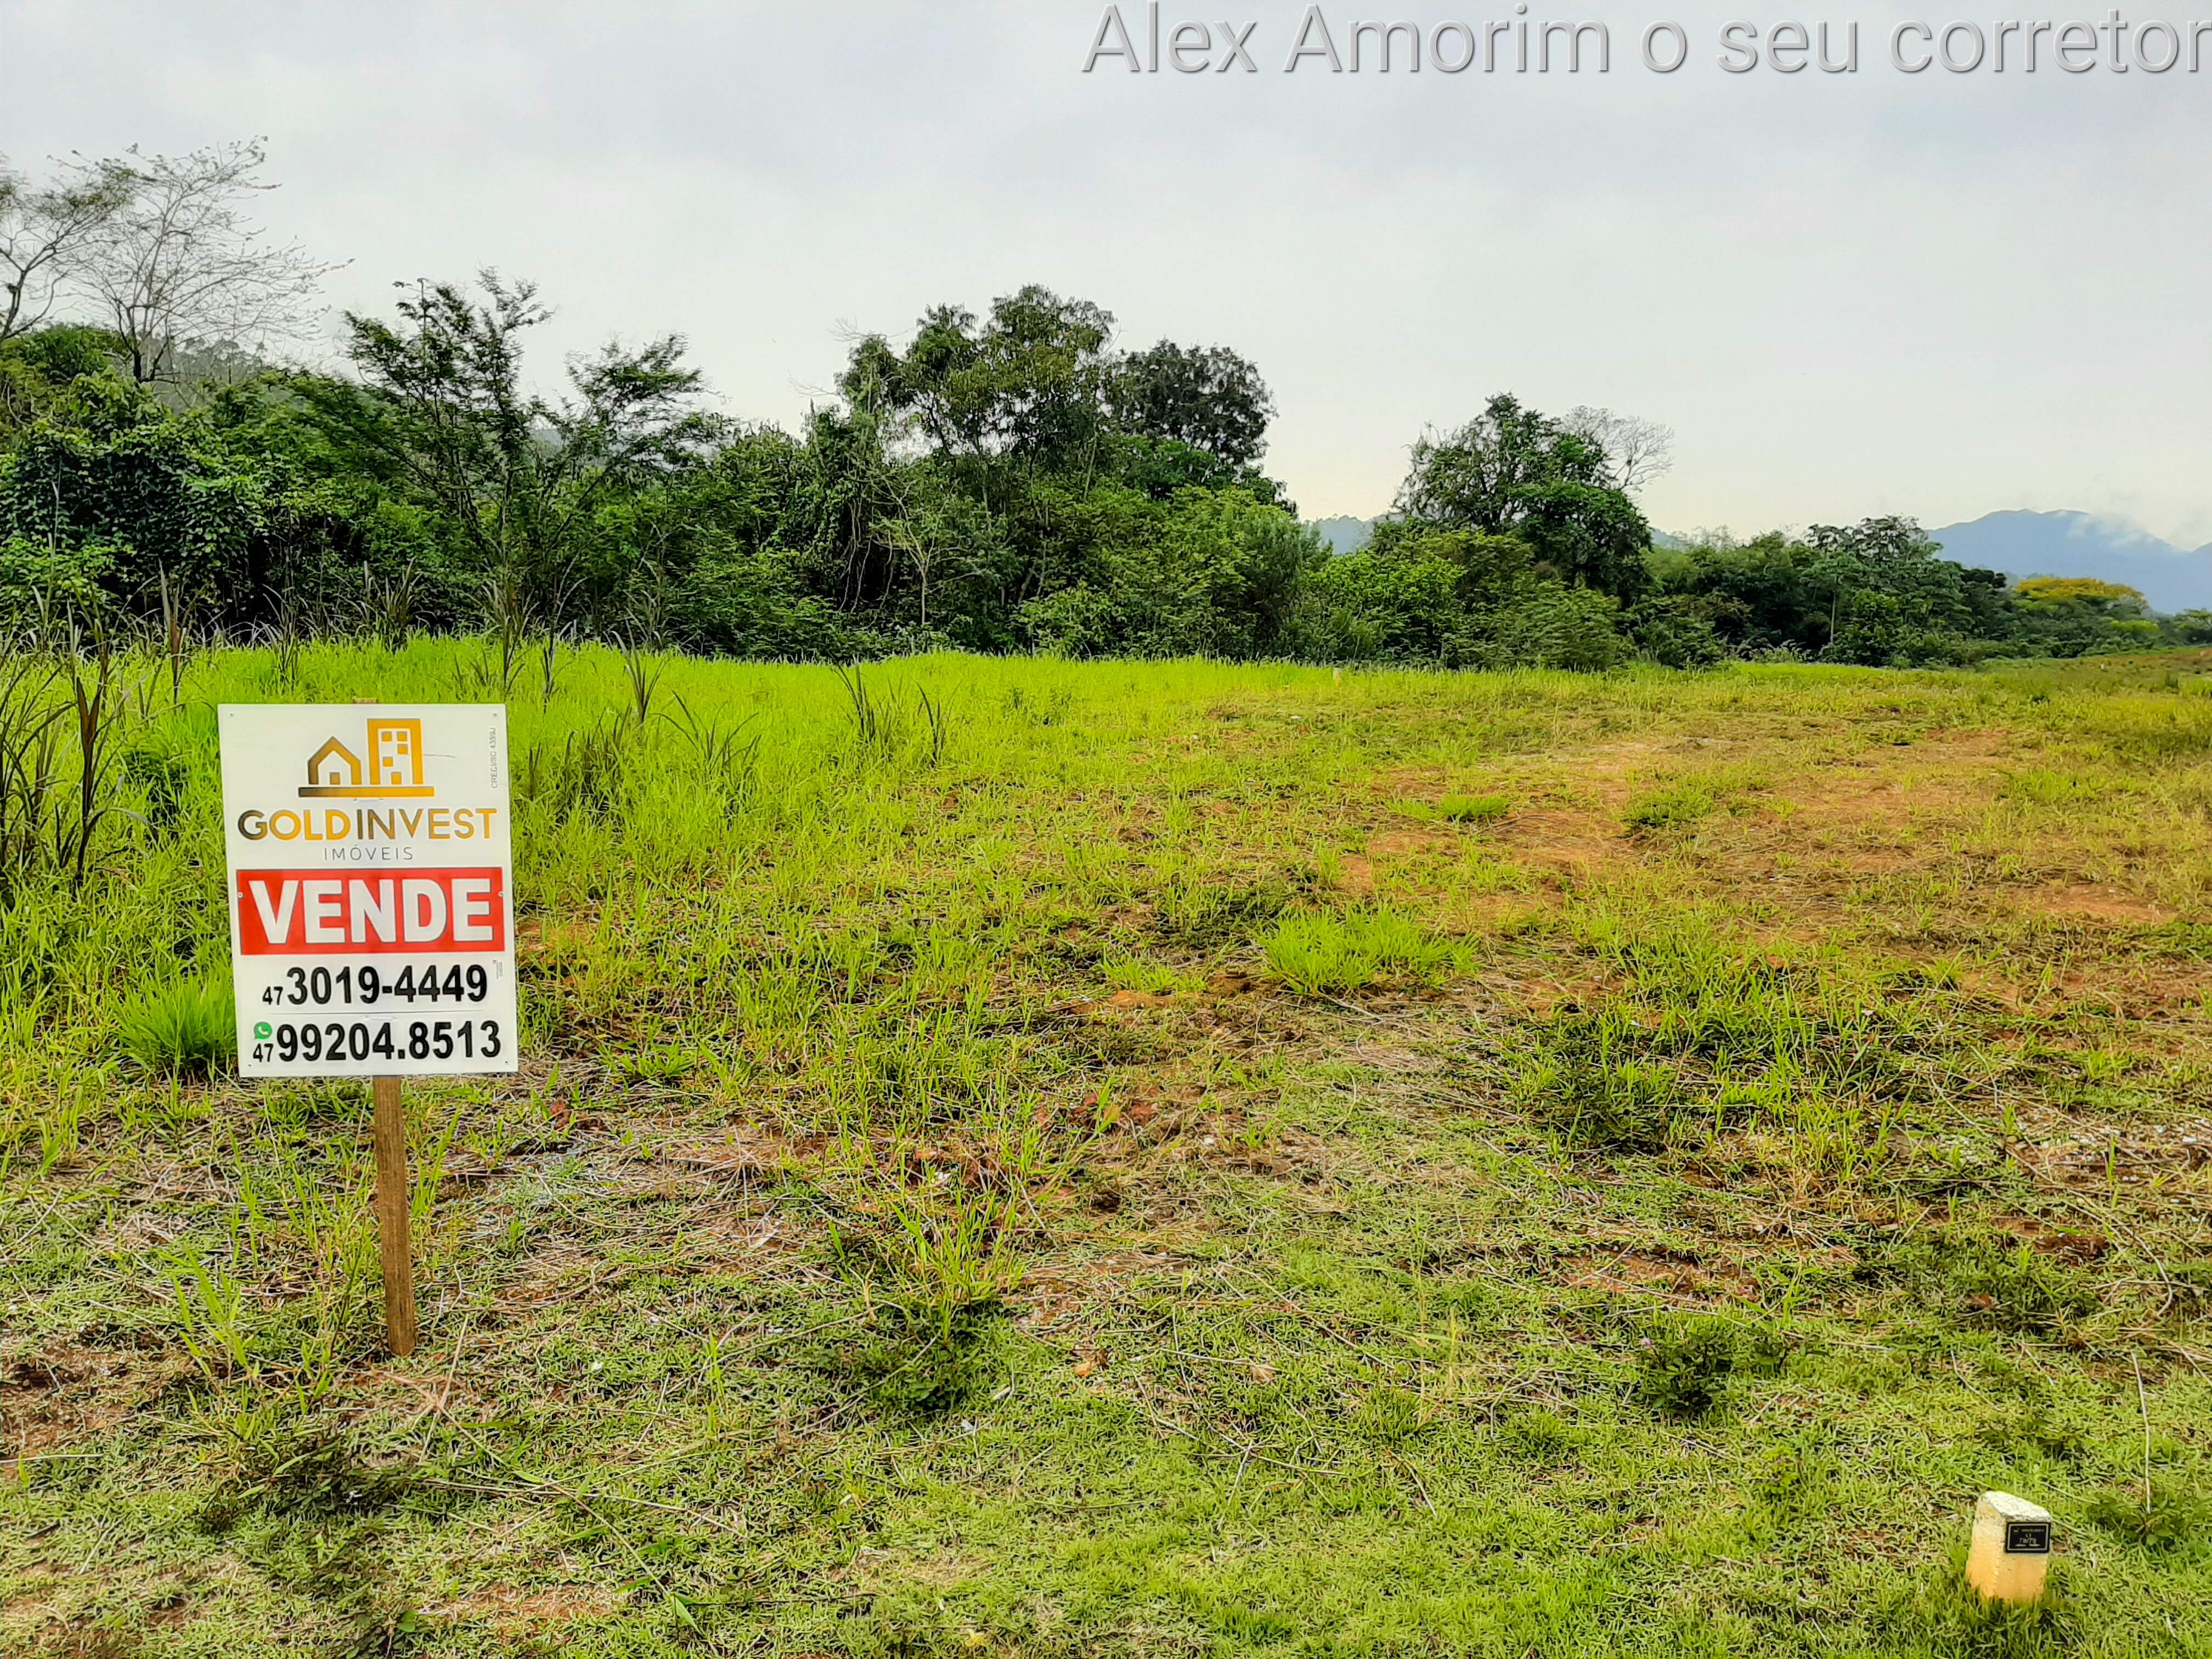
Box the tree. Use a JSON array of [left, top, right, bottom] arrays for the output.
[[1655, 517, 2020, 664], [0, 325, 126, 441], [841, 286, 1118, 477], [74, 140, 341, 385], [2171, 610, 2212, 646], [1110, 341, 1274, 466], [0, 371, 358, 628], [2010, 575, 2158, 656], [2012, 576, 2147, 612], [1389, 393, 1651, 599], [1017, 485, 1318, 659], [1563, 405, 1674, 493], [1393, 394, 1609, 534], [1513, 479, 1655, 599], [315, 273, 721, 612], [1108, 434, 1289, 509], [1648, 531, 1825, 652], [0, 156, 132, 345], [1293, 526, 1629, 669]]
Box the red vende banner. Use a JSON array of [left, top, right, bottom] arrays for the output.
[[234, 868, 507, 955]]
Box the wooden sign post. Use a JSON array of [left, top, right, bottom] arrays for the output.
[[371, 1077, 417, 1354], [218, 702, 517, 1357]]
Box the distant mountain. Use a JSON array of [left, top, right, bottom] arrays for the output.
[[1310, 515, 1701, 553], [1308, 515, 1373, 555], [1929, 510, 2212, 614]]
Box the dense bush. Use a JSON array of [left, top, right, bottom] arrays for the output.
[[0, 295, 2183, 668], [1645, 520, 2171, 665], [1019, 486, 1316, 659]]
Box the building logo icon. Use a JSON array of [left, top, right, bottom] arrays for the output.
[[299, 718, 435, 798]]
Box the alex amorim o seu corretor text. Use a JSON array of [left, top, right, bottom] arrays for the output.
[[1083, 5, 2212, 75]]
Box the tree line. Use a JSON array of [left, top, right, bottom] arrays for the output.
[[1, 143, 2189, 669]]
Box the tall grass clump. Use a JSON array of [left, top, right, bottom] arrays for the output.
[[116, 977, 235, 1076], [837, 665, 953, 771], [1264, 907, 1449, 995], [820, 1178, 1026, 1415], [0, 634, 138, 900], [1437, 793, 1509, 824], [517, 717, 633, 825], [1568, 908, 1947, 1147], [1156, 874, 1288, 948]]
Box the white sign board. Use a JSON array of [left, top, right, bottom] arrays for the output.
[[219, 704, 518, 1077]]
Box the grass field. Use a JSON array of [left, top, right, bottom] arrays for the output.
[[5, 640, 2212, 1657]]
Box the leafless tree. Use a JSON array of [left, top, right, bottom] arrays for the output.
[[73, 139, 343, 383], [0, 154, 132, 345], [1564, 405, 1675, 495]]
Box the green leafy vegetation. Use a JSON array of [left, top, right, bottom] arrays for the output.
[[1632, 1314, 1786, 1419], [4, 643, 2210, 1653], [1523, 1007, 1680, 1152], [1622, 779, 1722, 836], [2082, 1480, 2211, 1552], [0, 141, 2190, 670]]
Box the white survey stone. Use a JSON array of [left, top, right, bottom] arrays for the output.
[[1967, 1491, 2053, 1605]]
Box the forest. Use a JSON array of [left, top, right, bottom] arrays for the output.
[[0, 142, 2192, 671]]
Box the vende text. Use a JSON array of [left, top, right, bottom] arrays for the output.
[[235, 869, 507, 955]]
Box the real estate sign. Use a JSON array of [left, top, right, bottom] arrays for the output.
[[219, 704, 519, 1077]]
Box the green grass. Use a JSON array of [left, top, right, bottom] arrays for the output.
[[1622, 781, 1720, 835], [1437, 793, 1510, 824], [1262, 907, 1450, 995], [5, 639, 2212, 1655], [1100, 953, 1199, 995], [115, 975, 235, 1077]]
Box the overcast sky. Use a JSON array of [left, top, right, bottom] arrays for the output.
[[4, 2, 2209, 542]]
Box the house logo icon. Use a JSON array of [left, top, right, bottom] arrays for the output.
[[300, 718, 436, 799]]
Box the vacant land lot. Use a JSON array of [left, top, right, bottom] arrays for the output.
[[5, 644, 2211, 1657]]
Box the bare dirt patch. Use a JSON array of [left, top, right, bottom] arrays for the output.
[[1, 1339, 185, 1458], [1560, 1246, 1760, 1304], [2036, 885, 2169, 924], [427, 1584, 622, 1634], [1490, 809, 1628, 879]]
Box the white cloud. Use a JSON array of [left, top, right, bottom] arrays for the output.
[[4, 0, 2208, 540]]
